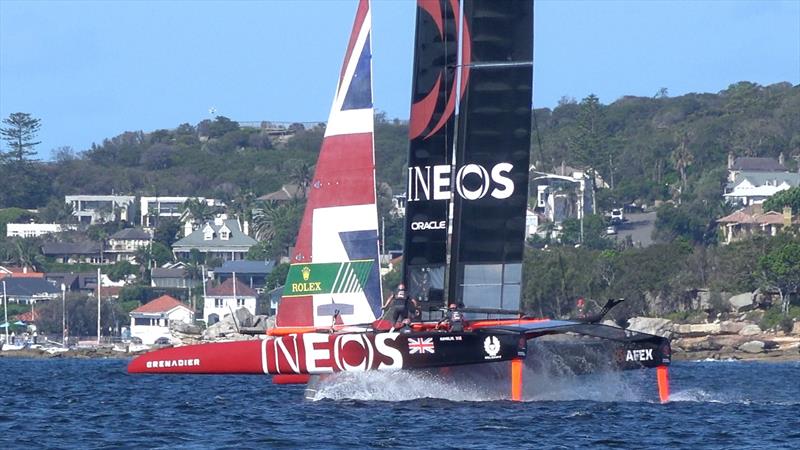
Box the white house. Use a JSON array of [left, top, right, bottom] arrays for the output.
[[172, 217, 257, 262], [203, 277, 258, 324], [106, 228, 151, 262], [140, 196, 222, 228], [65, 195, 135, 224], [130, 295, 194, 345], [6, 223, 73, 238], [723, 180, 794, 206]]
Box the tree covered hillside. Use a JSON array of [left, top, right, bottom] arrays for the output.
[[2, 82, 797, 215], [532, 82, 799, 208]]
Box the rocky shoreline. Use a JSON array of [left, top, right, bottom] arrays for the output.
[[626, 317, 800, 362]]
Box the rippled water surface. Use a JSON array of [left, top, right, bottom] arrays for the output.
[[1, 358, 798, 449]]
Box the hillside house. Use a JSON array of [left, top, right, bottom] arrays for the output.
[[0, 278, 60, 304], [65, 195, 135, 224], [172, 217, 257, 262], [140, 196, 222, 229], [257, 184, 306, 202], [212, 260, 275, 291], [202, 277, 257, 324], [717, 204, 798, 244], [531, 170, 594, 226], [106, 228, 151, 263], [0, 266, 45, 279], [6, 223, 73, 238], [150, 267, 202, 289], [129, 295, 194, 345], [41, 242, 109, 265], [724, 154, 800, 206]]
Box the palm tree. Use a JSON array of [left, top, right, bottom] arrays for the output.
[[251, 201, 281, 241], [184, 260, 204, 311], [182, 198, 216, 224], [133, 244, 153, 269], [289, 162, 314, 199], [11, 237, 45, 272], [671, 131, 694, 202], [229, 190, 256, 223]]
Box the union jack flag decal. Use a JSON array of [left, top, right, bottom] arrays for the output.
[[407, 337, 435, 355]]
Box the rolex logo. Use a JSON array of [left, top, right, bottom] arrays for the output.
[[301, 266, 311, 281]]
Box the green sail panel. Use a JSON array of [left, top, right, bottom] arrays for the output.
[[282, 260, 374, 298]]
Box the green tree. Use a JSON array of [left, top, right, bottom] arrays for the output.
[[266, 263, 290, 290], [182, 198, 217, 224], [151, 242, 174, 266], [568, 94, 610, 210], [106, 260, 137, 282], [288, 161, 314, 198], [1, 112, 41, 162], [154, 218, 181, 247], [671, 130, 695, 200], [8, 237, 45, 271], [763, 186, 800, 214], [38, 199, 75, 225], [758, 237, 800, 314]]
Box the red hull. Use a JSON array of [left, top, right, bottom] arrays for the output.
[[127, 340, 267, 375]]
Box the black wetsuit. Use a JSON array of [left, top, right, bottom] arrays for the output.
[[448, 309, 464, 332], [391, 293, 409, 324]]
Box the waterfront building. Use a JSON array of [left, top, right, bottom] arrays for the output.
[[129, 295, 194, 345], [202, 277, 257, 324]]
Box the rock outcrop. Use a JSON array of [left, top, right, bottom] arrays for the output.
[[739, 324, 762, 336], [627, 317, 673, 338], [739, 340, 765, 353], [727, 292, 754, 311]]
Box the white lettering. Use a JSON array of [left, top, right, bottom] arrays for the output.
[[625, 349, 654, 362], [490, 163, 514, 199], [375, 333, 403, 370], [456, 164, 490, 200], [412, 166, 431, 202], [410, 220, 446, 231], [304, 333, 334, 374], [432, 164, 450, 200], [273, 335, 301, 374], [146, 358, 200, 369], [407, 163, 516, 202]]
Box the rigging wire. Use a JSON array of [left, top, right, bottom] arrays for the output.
[[531, 3, 545, 167]]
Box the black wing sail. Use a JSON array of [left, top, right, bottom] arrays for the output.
[[448, 0, 534, 313], [403, 0, 460, 313]]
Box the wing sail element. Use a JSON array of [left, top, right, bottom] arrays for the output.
[[275, 0, 381, 330]]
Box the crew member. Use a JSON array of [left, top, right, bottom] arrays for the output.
[[437, 303, 464, 332], [382, 283, 411, 330]]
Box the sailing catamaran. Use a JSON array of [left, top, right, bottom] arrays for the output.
[[128, 0, 671, 403]]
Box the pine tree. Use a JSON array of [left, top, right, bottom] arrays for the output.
[[0, 112, 42, 162]]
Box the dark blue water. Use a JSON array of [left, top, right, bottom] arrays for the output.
[[1, 358, 798, 449]]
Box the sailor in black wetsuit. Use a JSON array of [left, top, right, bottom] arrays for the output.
[[382, 283, 411, 331], [437, 303, 464, 332]]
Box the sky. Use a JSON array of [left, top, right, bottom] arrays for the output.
[[1, 0, 798, 160]]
